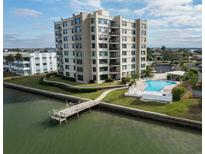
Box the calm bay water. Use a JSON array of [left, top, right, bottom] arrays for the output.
[[4, 88, 201, 154]]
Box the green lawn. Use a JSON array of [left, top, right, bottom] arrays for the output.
[[103, 89, 202, 121], [3, 72, 19, 78], [5, 76, 104, 100], [47, 76, 122, 87]]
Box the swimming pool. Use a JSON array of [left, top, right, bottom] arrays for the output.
[[145, 80, 176, 92]]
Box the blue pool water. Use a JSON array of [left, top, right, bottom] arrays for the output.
[[145, 80, 176, 92]]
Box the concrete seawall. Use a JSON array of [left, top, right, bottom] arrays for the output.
[[98, 102, 202, 130], [4, 82, 202, 130], [4, 82, 89, 102]]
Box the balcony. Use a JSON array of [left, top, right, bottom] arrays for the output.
[[109, 53, 120, 58], [109, 32, 119, 36], [109, 59, 120, 65]]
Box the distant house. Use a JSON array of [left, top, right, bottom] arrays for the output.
[[167, 71, 185, 81]]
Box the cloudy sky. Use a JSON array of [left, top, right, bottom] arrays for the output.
[[4, 0, 202, 48]]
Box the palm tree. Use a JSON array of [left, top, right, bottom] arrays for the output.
[[144, 66, 153, 77], [15, 53, 23, 73], [5, 54, 15, 72], [161, 46, 166, 61]]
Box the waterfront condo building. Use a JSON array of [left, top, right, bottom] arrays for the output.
[[3, 49, 57, 76], [54, 10, 147, 83]]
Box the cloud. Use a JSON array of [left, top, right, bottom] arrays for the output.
[[4, 33, 54, 48], [13, 8, 42, 17], [69, 0, 102, 12]]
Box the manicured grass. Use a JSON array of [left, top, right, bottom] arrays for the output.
[[48, 76, 122, 87], [103, 89, 202, 121], [5, 76, 104, 100], [3, 72, 19, 78]]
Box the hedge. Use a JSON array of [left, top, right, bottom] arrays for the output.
[[172, 86, 186, 101], [40, 77, 97, 93]]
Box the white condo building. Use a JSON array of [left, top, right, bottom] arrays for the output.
[[54, 10, 147, 83], [3, 50, 57, 76]]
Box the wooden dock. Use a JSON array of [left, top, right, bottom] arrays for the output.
[[49, 100, 99, 125]]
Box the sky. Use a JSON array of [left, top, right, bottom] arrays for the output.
[[3, 0, 202, 48]]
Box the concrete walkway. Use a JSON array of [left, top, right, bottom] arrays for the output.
[[95, 86, 128, 102]]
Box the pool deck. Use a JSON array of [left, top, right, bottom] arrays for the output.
[[125, 78, 180, 102]]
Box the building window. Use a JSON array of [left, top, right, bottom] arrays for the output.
[[35, 57, 39, 60], [141, 57, 146, 61], [141, 31, 146, 35], [77, 59, 82, 64], [132, 23, 136, 28], [122, 44, 127, 48], [92, 43, 95, 48], [93, 75, 96, 80], [122, 36, 127, 41], [75, 43, 82, 49], [122, 65, 127, 70], [91, 18, 94, 24], [65, 65, 69, 69], [100, 67, 108, 72], [64, 43, 69, 49], [142, 24, 146, 29], [122, 58, 127, 63], [132, 37, 135, 41], [92, 35, 95, 40], [131, 44, 135, 49], [93, 67, 96, 72], [75, 35, 81, 41], [99, 59, 108, 64], [141, 64, 145, 68], [131, 64, 135, 69], [64, 51, 69, 56], [99, 51, 108, 56], [91, 26, 95, 32], [122, 29, 127, 34], [141, 51, 145, 55], [63, 29, 68, 34], [77, 75, 83, 81], [132, 30, 136, 35], [98, 18, 108, 25], [92, 59, 96, 64], [99, 35, 107, 41], [36, 63, 40, 66], [43, 63, 47, 65], [122, 21, 127, 26], [99, 27, 108, 33], [63, 36, 68, 41], [99, 43, 107, 48], [131, 51, 135, 55], [77, 67, 83, 72], [92, 51, 95, 57], [131, 58, 135, 62], [74, 18, 81, 24], [122, 51, 127, 56], [63, 22, 67, 27], [65, 58, 69, 62], [66, 72, 70, 76], [74, 26, 81, 33]]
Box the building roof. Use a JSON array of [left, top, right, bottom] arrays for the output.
[[167, 71, 185, 76]]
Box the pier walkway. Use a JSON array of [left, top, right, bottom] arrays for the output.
[[49, 100, 99, 125]]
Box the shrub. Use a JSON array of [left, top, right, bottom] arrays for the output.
[[167, 75, 171, 80], [172, 86, 186, 101], [128, 80, 135, 87], [105, 77, 113, 82], [189, 69, 198, 75], [89, 80, 95, 83], [121, 77, 130, 84]]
